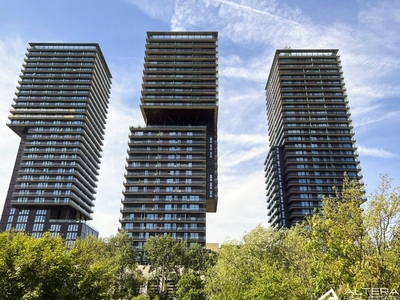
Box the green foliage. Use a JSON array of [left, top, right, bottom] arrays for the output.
[[143, 235, 215, 300], [143, 235, 186, 299], [302, 177, 368, 296], [144, 234, 187, 275], [132, 295, 150, 300], [176, 272, 205, 300], [205, 175, 400, 299], [0, 230, 144, 300], [105, 231, 145, 299], [204, 226, 300, 300], [0, 231, 73, 299], [363, 175, 400, 288], [2, 175, 399, 299]]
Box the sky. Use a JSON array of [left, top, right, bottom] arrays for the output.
[[0, 0, 399, 244]]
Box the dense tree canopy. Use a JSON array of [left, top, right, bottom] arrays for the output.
[[143, 235, 215, 300], [1, 175, 399, 299], [205, 175, 400, 299], [0, 231, 143, 300]]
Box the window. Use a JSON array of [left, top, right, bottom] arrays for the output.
[[300, 186, 311, 191], [190, 233, 199, 239], [299, 179, 310, 183], [33, 223, 44, 231], [17, 215, 28, 222], [15, 223, 27, 231], [34, 215, 45, 222], [297, 172, 309, 176], [295, 151, 306, 155], [300, 194, 313, 199], [66, 232, 77, 240], [68, 224, 78, 231], [50, 224, 61, 232], [189, 204, 199, 210]]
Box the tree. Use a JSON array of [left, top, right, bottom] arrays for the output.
[[205, 175, 400, 299], [204, 226, 302, 300], [0, 231, 74, 299], [301, 177, 368, 296], [69, 231, 145, 299], [143, 235, 216, 300], [143, 235, 186, 299], [176, 272, 206, 300], [69, 235, 119, 299], [363, 175, 400, 288], [182, 242, 217, 275], [105, 231, 145, 299], [175, 243, 216, 300], [276, 225, 313, 299], [0, 231, 144, 300]]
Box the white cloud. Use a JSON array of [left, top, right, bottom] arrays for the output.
[[125, 0, 176, 23], [123, 0, 400, 243], [220, 146, 267, 170], [358, 145, 398, 159], [219, 130, 268, 146], [356, 111, 400, 127], [357, 0, 400, 52], [207, 169, 267, 243], [0, 0, 398, 245], [90, 61, 144, 237], [0, 37, 28, 211]]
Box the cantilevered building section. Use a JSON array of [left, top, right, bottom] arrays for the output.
[[120, 32, 218, 251], [0, 43, 112, 240], [264, 49, 362, 228]]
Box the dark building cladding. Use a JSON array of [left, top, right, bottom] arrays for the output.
[[120, 32, 218, 251], [0, 43, 112, 240], [264, 49, 363, 228]]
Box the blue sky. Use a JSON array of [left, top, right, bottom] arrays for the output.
[[0, 0, 399, 244]]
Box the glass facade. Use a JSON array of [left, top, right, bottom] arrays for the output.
[[0, 43, 112, 240], [264, 49, 363, 228], [120, 32, 218, 252]]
